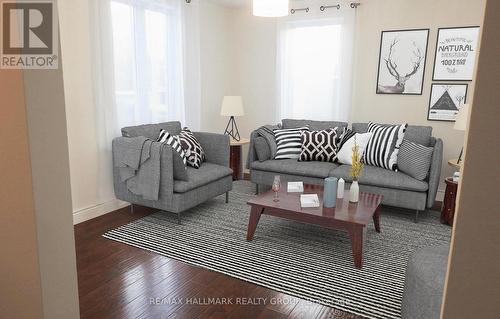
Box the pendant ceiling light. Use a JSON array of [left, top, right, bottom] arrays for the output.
[[253, 0, 289, 17]]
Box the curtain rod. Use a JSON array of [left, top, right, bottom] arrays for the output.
[[290, 7, 309, 14], [320, 5, 340, 11], [290, 2, 360, 14]]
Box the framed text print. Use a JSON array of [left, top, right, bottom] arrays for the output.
[[432, 26, 480, 81], [428, 83, 468, 122]]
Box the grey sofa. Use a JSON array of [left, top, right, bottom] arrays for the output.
[[401, 244, 450, 319], [247, 119, 443, 221], [113, 121, 233, 223]]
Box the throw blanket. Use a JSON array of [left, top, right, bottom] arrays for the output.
[[114, 137, 163, 201], [246, 124, 280, 168]]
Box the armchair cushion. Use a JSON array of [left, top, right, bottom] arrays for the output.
[[179, 128, 205, 168], [173, 162, 232, 193], [122, 121, 182, 140], [194, 132, 230, 167], [157, 129, 188, 181]]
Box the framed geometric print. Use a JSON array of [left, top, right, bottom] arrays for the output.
[[427, 83, 468, 122]]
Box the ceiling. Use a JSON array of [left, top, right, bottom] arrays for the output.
[[207, 0, 302, 9], [208, 0, 249, 8]]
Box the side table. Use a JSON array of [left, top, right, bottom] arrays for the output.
[[230, 138, 250, 181], [441, 177, 458, 226]]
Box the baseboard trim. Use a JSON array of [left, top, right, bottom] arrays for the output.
[[436, 189, 445, 202], [73, 199, 130, 225], [73, 185, 442, 225]]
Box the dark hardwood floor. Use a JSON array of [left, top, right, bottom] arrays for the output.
[[75, 206, 363, 319]]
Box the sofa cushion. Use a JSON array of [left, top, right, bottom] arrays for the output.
[[274, 126, 309, 160], [402, 244, 449, 319], [157, 129, 189, 181], [352, 123, 433, 146], [299, 129, 340, 163], [363, 122, 407, 171], [122, 121, 182, 140], [330, 164, 428, 192], [398, 140, 434, 181], [173, 162, 232, 193], [254, 137, 271, 162], [282, 119, 348, 131], [337, 132, 372, 165], [179, 128, 205, 169], [251, 159, 337, 178]]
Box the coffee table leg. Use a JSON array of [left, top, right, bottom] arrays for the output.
[[373, 205, 381, 233], [349, 227, 366, 269], [246, 206, 263, 241]]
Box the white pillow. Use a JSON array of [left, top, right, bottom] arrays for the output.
[[337, 133, 372, 165]]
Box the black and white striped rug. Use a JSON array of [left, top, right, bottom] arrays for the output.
[[104, 181, 451, 319]]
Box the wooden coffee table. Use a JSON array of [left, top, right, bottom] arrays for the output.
[[246, 184, 383, 269]]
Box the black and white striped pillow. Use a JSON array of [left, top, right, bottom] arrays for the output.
[[273, 126, 309, 160], [179, 128, 205, 169], [363, 122, 407, 171], [397, 140, 433, 180], [157, 129, 187, 166]]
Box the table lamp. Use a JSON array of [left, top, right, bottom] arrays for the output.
[[454, 104, 470, 164], [221, 96, 244, 141]]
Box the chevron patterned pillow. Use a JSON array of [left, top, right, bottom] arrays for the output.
[[298, 128, 340, 163]]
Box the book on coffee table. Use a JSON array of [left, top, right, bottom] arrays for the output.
[[300, 194, 320, 208], [287, 181, 304, 193]]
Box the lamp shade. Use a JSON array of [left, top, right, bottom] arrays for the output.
[[221, 96, 245, 117], [253, 0, 289, 17], [454, 104, 470, 131]]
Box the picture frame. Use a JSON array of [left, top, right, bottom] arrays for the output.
[[376, 28, 430, 95], [427, 83, 468, 122], [432, 26, 480, 81]]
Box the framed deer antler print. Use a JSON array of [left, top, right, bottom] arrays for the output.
[[376, 29, 430, 95]]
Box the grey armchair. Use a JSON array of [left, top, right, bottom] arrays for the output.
[[113, 121, 233, 224]]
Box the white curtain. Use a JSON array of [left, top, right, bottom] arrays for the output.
[[276, 0, 356, 122], [89, 0, 200, 203]]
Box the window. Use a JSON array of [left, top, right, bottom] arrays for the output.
[[277, 11, 355, 122], [110, 0, 185, 129]]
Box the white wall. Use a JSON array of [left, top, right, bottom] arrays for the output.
[[59, 0, 123, 224], [228, 0, 485, 199], [350, 0, 486, 198], [60, 0, 485, 223], [230, 8, 278, 160], [199, 0, 236, 133], [60, 0, 235, 223]]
